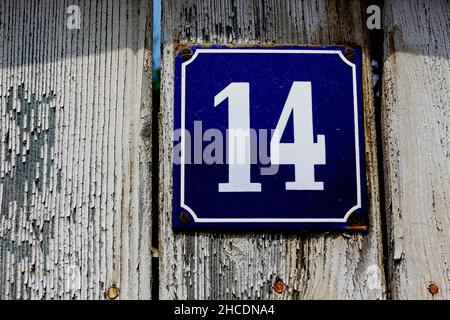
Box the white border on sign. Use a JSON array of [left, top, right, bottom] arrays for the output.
[[180, 49, 361, 223]]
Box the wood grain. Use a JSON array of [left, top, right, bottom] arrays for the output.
[[0, 0, 153, 299], [159, 0, 385, 299], [382, 0, 450, 299]]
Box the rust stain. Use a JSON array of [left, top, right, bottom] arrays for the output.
[[428, 282, 439, 295], [174, 43, 189, 55], [346, 225, 369, 231], [273, 277, 285, 294], [344, 46, 355, 61], [106, 285, 120, 300], [346, 211, 369, 232], [180, 48, 193, 61], [178, 212, 191, 225]]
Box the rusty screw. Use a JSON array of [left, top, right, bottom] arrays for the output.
[[346, 211, 368, 231], [344, 47, 355, 61], [273, 277, 285, 294], [180, 48, 193, 61], [178, 211, 191, 225], [428, 282, 439, 295], [107, 284, 120, 300]]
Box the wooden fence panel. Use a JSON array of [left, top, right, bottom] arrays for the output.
[[382, 0, 450, 299], [4, 0, 447, 301], [0, 0, 153, 299], [159, 0, 385, 299]]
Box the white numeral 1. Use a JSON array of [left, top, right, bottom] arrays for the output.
[[271, 81, 326, 190], [214, 83, 262, 192]]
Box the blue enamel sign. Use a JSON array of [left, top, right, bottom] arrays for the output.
[[173, 46, 367, 231]]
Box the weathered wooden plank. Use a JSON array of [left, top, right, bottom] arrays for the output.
[[0, 0, 153, 299], [159, 0, 385, 299], [383, 0, 450, 299]]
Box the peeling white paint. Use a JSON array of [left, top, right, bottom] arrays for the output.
[[383, 0, 450, 300], [0, 0, 153, 300]]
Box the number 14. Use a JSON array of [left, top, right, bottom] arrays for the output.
[[214, 81, 326, 192]]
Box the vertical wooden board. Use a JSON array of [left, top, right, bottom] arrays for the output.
[[0, 0, 152, 299], [160, 0, 385, 299], [383, 0, 450, 299]]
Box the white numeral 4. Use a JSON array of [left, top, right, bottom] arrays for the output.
[[271, 81, 326, 190]]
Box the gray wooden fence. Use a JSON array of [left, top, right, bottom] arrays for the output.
[[0, 0, 153, 299], [383, 0, 449, 299], [0, 0, 448, 300]]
